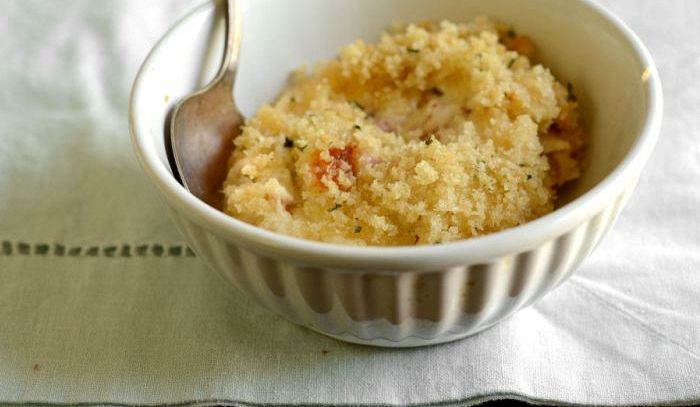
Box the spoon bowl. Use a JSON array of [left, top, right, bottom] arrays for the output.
[[168, 0, 243, 210]]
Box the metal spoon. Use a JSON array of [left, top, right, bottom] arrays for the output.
[[168, 0, 243, 210]]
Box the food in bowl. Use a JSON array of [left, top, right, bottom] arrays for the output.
[[222, 18, 585, 246]]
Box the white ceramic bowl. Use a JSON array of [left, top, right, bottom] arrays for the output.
[[130, 0, 662, 347]]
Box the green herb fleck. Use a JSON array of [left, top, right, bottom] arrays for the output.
[[567, 82, 577, 102], [328, 203, 342, 212], [350, 100, 365, 111], [296, 144, 307, 152], [354, 225, 362, 233], [527, 174, 533, 180], [353, 124, 362, 131], [425, 136, 434, 146], [290, 96, 296, 103], [284, 137, 294, 148], [430, 87, 444, 96], [407, 47, 420, 53], [507, 58, 516, 69]]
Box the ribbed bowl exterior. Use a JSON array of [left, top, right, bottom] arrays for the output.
[[166, 184, 635, 347]]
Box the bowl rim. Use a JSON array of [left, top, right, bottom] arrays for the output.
[[129, 0, 663, 269]]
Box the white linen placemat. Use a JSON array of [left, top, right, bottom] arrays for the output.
[[1, 0, 699, 405]]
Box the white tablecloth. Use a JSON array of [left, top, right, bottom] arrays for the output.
[[1, 0, 699, 405]]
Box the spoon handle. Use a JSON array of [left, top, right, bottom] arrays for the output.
[[218, 0, 243, 86]]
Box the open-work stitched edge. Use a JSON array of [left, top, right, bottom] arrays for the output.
[[0, 241, 196, 258]]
